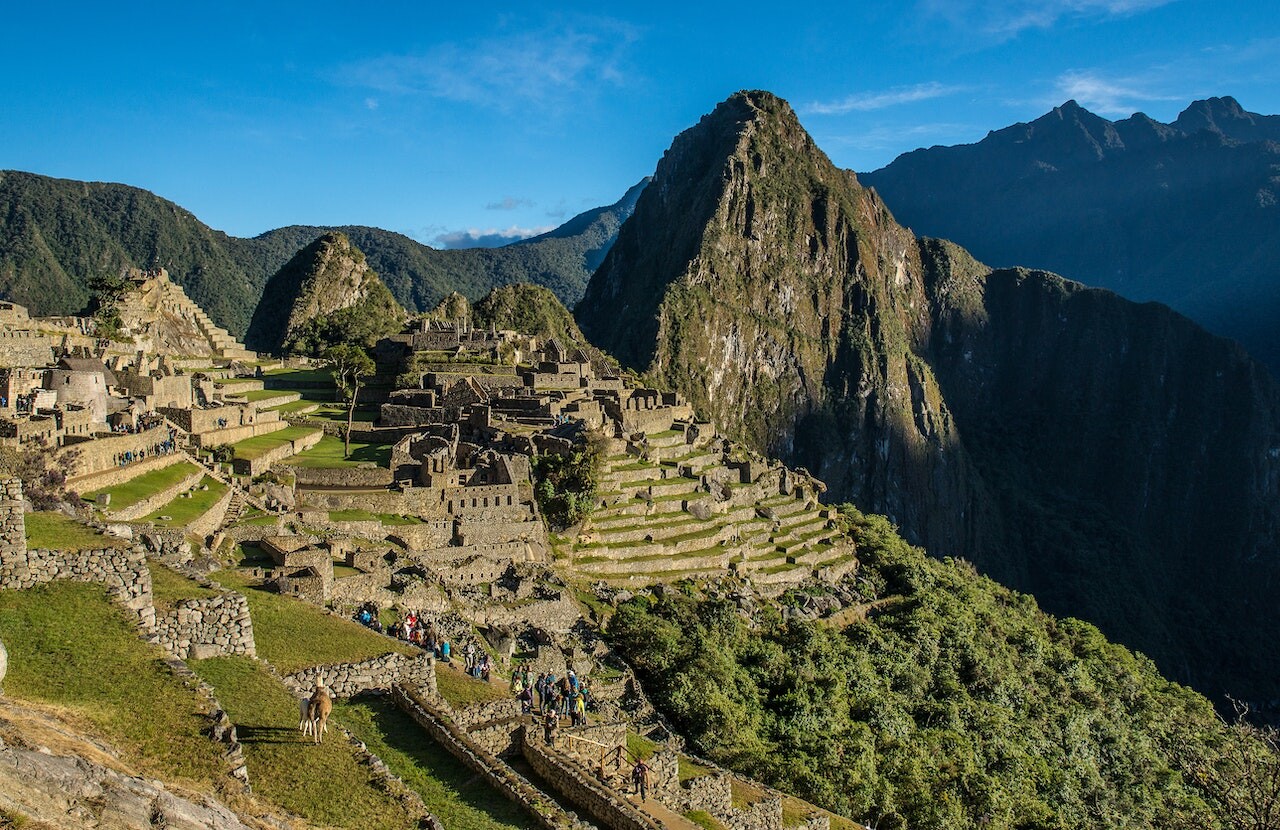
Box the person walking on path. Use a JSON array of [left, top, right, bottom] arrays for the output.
[[542, 708, 558, 746], [631, 758, 650, 802]]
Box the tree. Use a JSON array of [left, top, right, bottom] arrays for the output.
[[1172, 700, 1280, 830], [322, 344, 374, 458]]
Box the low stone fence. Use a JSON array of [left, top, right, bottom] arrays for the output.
[[391, 685, 580, 830], [195, 419, 287, 450], [450, 697, 523, 730], [290, 466, 394, 488], [155, 592, 256, 660], [284, 652, 437, 700], [522, 731, 665, 830], [185, 485, 236, 540], [0, 544, 155, 630], [106, 466, 206, 522]]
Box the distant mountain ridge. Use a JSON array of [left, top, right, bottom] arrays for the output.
[[859, 96, 1280, 372], [576, 89, 1280, 708], [0, 170, 647, 337]]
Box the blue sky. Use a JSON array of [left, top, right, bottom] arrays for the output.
[[3, 1, 1275, 245]]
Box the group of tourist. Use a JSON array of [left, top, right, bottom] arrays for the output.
[[514, 666, 591, 726], [112, 428, 180, 467], [353, 603, 496, 677]]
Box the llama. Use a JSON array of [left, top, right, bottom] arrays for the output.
[[298, 695, 314, 736], [307, 684, 332, 744]]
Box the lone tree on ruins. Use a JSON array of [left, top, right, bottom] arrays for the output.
[[323, 343, 374, 458]]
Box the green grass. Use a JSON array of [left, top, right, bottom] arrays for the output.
[[627, 731, 659, 760], [23, 511, 123, 551], [332, 564, 362, 579], [679, 756, 715, 782], [0, 582, 227, 788], [83, 461, 198, 511], [266, 399, 320, 414], [336, 696, 537, 830], [150, 562, 219, 610], [328, 509, 422, 525], [190, 656, 420, 829], [434, 662, 510, 708], [207, 570, 416, 673], [305, 405, 379, 423], [685, 810, 727, 830], [238, 389, 291, 402], [289, 434, 391, 468], [230, 425, 322, 461], [263, 367, 336, 383], [142, 476, 228, 527]]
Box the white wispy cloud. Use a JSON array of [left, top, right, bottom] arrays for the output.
[[803, 82, 964, 116], [1050, 69, 1185, 115], [919, 0, 1176, 40], [340, 19, 639, 110], [485, 197, 534, 211], [433, 226, 555, 249]]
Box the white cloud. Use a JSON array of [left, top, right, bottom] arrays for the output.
[[1051, 69, 1184, 115], [340, 19, 638, 111], [433, 226, 556, 249], [919, 0, 1176, 40], [803, 82, 964, 116], [364, 97, 378, 110], [485, 196, 534, 211]]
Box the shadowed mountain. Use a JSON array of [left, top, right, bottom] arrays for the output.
[[576, 90, 1280, 708], [860, 96, 1280, 372]]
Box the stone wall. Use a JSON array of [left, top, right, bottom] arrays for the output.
[[66, 452, 182, 492], [0, 331, 54, 368], [391, 685, 578, 830], [522, 732, 664, 830], [0, 544, 155, 630], [0, 478, 24, 561], [290, 466, 394, 488], [185, 485, 235, 540], [284, 651, 437, 700], [60, 427, 184, 479], [449, 697, 524, 730], [155, 592, 256, 660]]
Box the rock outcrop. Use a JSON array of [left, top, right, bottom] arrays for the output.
[[244, 230, 404, 354], [576, 89, 1280, 705]]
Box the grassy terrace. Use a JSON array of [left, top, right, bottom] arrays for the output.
[[434, 660, 510, 708], [236, 388, 291, 402], [266, 398, 320, 414], [143, 476, 228, 527], [328, 508, 422, 525], [192, 656, 421, 829], [229, 425, 322, 461], [289, 434, 391, 468], [24, 511, 123, 550], [337, 696, 535, 830], [263, 367, 335, 383], [149, 561, 219, 610], [0, 582, 227, 788], [83, 460, 198, 511], [304, 404, 379, 423], [208, 570, 416, 673]]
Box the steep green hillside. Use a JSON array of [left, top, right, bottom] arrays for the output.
[[0, 170, 646, 337], [0, 170, 257, 334], [609, 508, 1272, 830], [471, 282, 590, 347], [576, 90, 1280, 709]]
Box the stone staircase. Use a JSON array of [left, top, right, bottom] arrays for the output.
[[564, 426, 857, 588]]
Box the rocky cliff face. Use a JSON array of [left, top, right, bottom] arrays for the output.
[[244, 231, 403, 354], [576, 90, 1280, 705]]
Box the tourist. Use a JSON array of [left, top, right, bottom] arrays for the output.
[[632, 758, 649, 802], [534, 672, 547, 712], [439, 639, 451, 663], [542, 708, 558, 745]]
